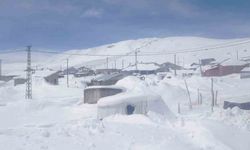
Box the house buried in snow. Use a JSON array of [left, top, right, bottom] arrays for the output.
[[97, 90, 170, 119], [95, 76, 172, 119]]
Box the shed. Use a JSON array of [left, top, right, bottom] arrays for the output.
[[240, 67, 250, 79], [0, 75, 16, 82], [84, 86, 124, 104], [14, 78, 27, 86]]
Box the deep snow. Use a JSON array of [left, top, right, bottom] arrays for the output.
[[1, 37, 250, 150]]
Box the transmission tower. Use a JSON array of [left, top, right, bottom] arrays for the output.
[[25, 46, 32, 99]]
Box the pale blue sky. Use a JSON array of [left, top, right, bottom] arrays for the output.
[[0, 0, 250, 50]]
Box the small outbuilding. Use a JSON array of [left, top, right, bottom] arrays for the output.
[[240, 67, 250, 79], [14, 78, 27, 86], [0, 75, 16, 82], [84, 86, 124, 104]]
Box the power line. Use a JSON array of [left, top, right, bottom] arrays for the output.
[[0, 49, 25, 54], [32, 39, 250, 57]]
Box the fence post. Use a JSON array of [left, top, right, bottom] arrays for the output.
[[211, 78, 214, 112], [178, 103, 181, 114]]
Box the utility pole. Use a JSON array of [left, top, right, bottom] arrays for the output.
[[114, 59, 116, 69], [106, 57, 109, 69], [174, 54, 177, 76], [236, 50, 239, 60], [199, 59, 203, 76], [25, 46, 32, 99], [0, 59, 2, 76], [211, 78, 214, 112], [122, 59, 124, 69], [135, 50, 138, 71], [67, 58, 69, 88]]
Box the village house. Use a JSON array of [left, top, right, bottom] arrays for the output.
[[95, 69, 121, 75], [202, 59, 248, 77], [74, 66, 95, 78], [123, 63, 159, 75]]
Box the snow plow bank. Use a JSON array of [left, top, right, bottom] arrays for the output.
[[84, 76, 175, 120]]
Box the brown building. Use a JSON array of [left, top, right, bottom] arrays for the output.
[[202, 64, 247, 77]]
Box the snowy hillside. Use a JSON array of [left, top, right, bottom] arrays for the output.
[[43, 37, 250, 70]]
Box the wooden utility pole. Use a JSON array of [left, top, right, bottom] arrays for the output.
[[215, 90, 218, 106], [0, 59, 1, 76], [106, 57, 109, 69], [236, 50, 239, 60], [114, 59, 116, 69], [178, 103, 181, 114], [135, 50, 138, 71], [199, 59, 203, 76], [122, 59, 124, 69], [197, 89, 200, 105], [67, 58, 69, 88], [184, 79, 192, 110], [174, 54, 177, 76]]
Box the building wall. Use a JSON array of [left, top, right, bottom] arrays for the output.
[[240, 71, 250, 79], [203, 65, 245, 77], [14, 78, 27, 86], [84, 88, 123, 104]]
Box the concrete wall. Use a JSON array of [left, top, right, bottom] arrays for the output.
[[84, 87, 123, 104]]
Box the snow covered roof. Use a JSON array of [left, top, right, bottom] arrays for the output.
[[93, 73, 124, 81], [123, 63, 159, 71], [97, 92, 161, 107], [85, 85, 126, 91], [97, 76, 161, 107], [220, 59, 247, 66], [241, 67, 250, 72]]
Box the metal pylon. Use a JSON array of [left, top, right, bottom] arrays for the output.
[[25, 46, 32, 99]]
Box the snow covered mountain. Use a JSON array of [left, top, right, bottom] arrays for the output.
[[44, 36, 250, 70]]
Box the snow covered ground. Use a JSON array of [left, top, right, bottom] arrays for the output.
[[1, 37, 250, 150]]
